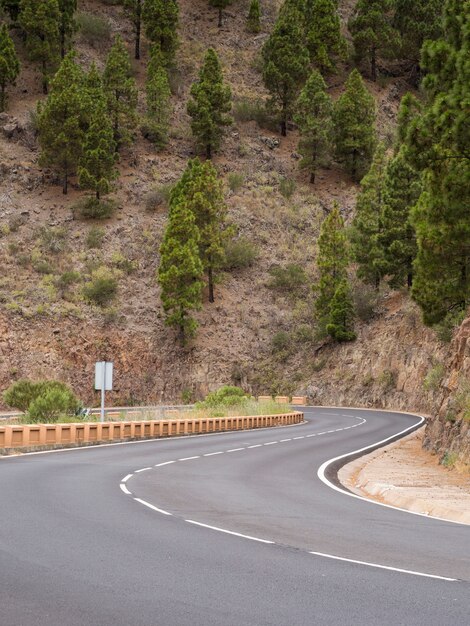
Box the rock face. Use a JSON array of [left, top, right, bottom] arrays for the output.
[[424, 317, 470, 469]]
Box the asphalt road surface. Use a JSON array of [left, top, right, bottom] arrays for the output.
[[1, 407, 469, 625]]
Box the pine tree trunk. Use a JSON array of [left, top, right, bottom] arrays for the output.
[[310, 170, 315, 184], [135, 2, 141, 60], [218, 8, 223, 28], [63, 170, 68, 195], [60, 27, 65, 59], [208, 266, 214, 303], [407, 272, 413, 289], [42, 60, 48, 94], [0, 84, 5, 112], [206, 143, 212, 159], [96, 189, 100, 201], [371, 47, 377, 82]]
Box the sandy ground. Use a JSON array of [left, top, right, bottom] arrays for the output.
[[339, 428, 470, 525]]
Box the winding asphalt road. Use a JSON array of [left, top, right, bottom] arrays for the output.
[[1, 407, 469, 625]]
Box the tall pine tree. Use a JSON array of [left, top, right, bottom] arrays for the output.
[[378, 148, 420, 289], [142, 0, 179, 66], [404, 0, 470, 325], [158, 197, 204, 344], [294, 70, 333, 184], [393, 0, 443, 72], [348, 0, 400, 81], [37, 52, 87, 194], [78, 65, 118, 201], [173, 159, 230, 303], [0, 23, 20, 111], [19, 0, 60, 93], [350, 143, 387, 289], [58, 0, 77, 58], [143, 46, 172, 149], [333, 69, 376, 181], [262, 2, 310, 136], [187, 48, 232, 158], [315, 205, 350, 336], [305, 0, 346, 74], [122, 0, 143, 60], [326, 279, 357, 342], [103, 35, 138, 148]]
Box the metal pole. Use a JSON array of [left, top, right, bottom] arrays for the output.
[[101, 362, 106, 423]]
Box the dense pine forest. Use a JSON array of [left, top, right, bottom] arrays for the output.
[[0, 1, 468, 438]]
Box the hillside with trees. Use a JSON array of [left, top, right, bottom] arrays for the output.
[[0, 0, 468, 466]]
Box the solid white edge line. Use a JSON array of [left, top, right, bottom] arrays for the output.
[[309, 551, 457, 582], [317, 414, 469, 526], [120, 483, 132, 495], [185, 519, 275, 544], [134, 498, 172, 516], [122, 474, 133, 483]]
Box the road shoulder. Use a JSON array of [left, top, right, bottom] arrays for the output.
[[339, 427, 470, 525]]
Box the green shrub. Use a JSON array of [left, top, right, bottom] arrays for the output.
[[232, 98, 276, 130], [271, 330, 290, 352], [222, 237, 259, 270], [352, 282, 379, 321], [198, 386, 249, 409], [77, 12, 111, 46], [423, 363, 445, 392], [378, 369, 396, 390], [294, 323, 314, 343], [86, 226, 105, 249], [4, 380, 80, 422], [111, 252, 137, 274], [55, 271, 81, 296], [227, 172, 245, 192], [83, 266, 118, 306], [441, 451, 458, 468], [433, 309, 466, 343], [279, 177, 295, 199], [76, 197, 116, 220], [267, 264, 307, 292]]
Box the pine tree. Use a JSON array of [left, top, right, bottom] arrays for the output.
[[247, 0, 261, 33], [37, 52, 87, 194], [173, 159, 230, 303], [333, 69, 376, 181], [305, 0, 346, 73], [326, 280, 357, 342], [1, 1, 20, 22], [315, 204, 349, 336], [0, 23, 20, 111], [78, 67, 118, 201], [378, 148, 420, 289], [294, 70, 333, 183], [58, 0, 77, 58], [158, 198, 204, 344], [350, 143, 387, 289], [19, 0, 60, 93], [393, 0, 443, 71], [348, 0, 400, 81], [209, 0, 232, 28], [262, 2, 310, 136], [122, 0, 143, 59], [143, 46, 172, 149], [103, 35, 138, 148], [142, 0, 179, 66], [404, 0, 470, 325], [187, 48, 232, 159]]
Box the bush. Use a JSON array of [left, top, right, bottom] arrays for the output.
[[198, 386, 249, 409], [75, 197, 116, 220], [77, 12, 111, 46], [227, 172, 245, 192], [433, 309, 466, 343], [55, 271, 81, 294], [4, 380, 80, 422], [111, 252, 137, 274], [267, 264, 307, 292], [144, 184, 173, 212], [352, 282, 379, 321], [38, 226, 67, 254], [271, 331, 290, 352], [83, 266, 118, 306], [423, 363, 445, 392], [86, 226, 105, 249], [378, 369, 396, 390], [232, 98, 276, 130], [222, 237, 258, 270], [279, 177, 295, 199]]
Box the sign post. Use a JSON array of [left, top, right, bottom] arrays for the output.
[[95, 362, 113, 422]]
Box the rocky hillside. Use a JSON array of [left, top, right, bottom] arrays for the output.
[[0, 1, 468, 466]]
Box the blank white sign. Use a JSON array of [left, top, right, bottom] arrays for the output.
[[95, 362, 113, 391]]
